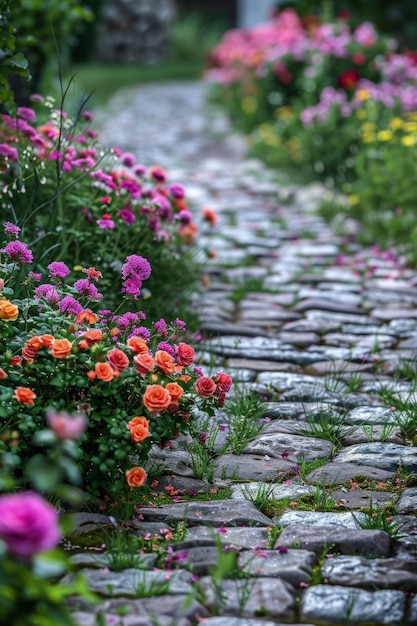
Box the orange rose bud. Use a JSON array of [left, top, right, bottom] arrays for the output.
[[127, 337, 149, 354], [50, 338, 73, 359], [14, 386, 36, 405], [10, 356, 22, 366], [126, 466, 147, 488], [95, 361, 114, 382], [0, 367, 8, 379], [155, 350, 175, 375], [202, 207, 217, 225], [87, 370, 96, 380], [143, 384, 171, 413], [0, 299, 18, 321], [134, 352, 155, 376], [76, 310, 99, 324], [178, 374, 191, 384], [110, 327, 120, 337], [165, 382, 184, 403], [83, 329, 103, 346]]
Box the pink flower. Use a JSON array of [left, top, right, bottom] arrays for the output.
[[46, 408, 87, 440], [0, 492, 61, 558], [121, 152, 136, 167], [97, 216, 115, 229], [47, 261, 70, 279], [0, 143, 18, 162], [0, 241, 33, 265]]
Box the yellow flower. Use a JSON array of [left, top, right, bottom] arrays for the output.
[[73, 265, 83, 271], [361, 133, 375, 144], [401, 135, 415, 147], [355, 110, 366, 119], [356, 89, 370, 101], [348, 194, 359, 206], [361, 122, 375, 133], [265, 135, 280, 146], [389, 117, 403, 130], [274, 106, 293, 120], [377, 130, 393, 142], [403, 122, 417, 132], [241, 96, 257, 114]]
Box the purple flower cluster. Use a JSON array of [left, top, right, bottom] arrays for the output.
[[0, 241, 33, 265], [58, 295, 83, 316], [73, 278, 103, 301], [47, 261, 70, 279], [3, 221, 20, 237], [121, 254, 151, 300], [34, 284, 60, 304]]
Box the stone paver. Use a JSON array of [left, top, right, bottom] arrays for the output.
[[67, 81, 417, 626]]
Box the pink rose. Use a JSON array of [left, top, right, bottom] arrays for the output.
[[195, 376, 217, 398], [46, 408, 87, 440], [216, 372, 233, 392], [0, 492, 61, 557]]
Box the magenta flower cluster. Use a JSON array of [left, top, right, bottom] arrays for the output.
[[121, 254, 152, 300]]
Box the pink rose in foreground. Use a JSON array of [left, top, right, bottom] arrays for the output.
[[0, 492, 61, 557], [46, 408, 87, 440]]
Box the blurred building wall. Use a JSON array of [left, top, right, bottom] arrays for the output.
[[237, 0, 278, 27]]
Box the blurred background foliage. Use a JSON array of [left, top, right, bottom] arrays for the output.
[[2, 0, 417, 111], [277, 0, 417, 48]]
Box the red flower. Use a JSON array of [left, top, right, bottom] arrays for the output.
[[338, 69, 360, 90]]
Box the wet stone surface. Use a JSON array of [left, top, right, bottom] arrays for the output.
[[67, 81, 417, 626]]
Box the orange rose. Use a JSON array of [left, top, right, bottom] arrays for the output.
[[39, 334, 55, 348], [155, 350, 175, 375], [26, 336, 42, 351], [0, 299, 18, 321], [178, 223, 198, 245], [127, 416, 149, 443], [143, 384, 171, 413], [107, 348, 129, 372], [50, 338, 72, 359], [178, 374, 191, 384], [14, 387, 36, 405], [127, 416, 149, 430], [195, 376, 216, 398], [22, 344, 38, 363], [176, 342, 195, 366], [76, 310, 99, 324], [202, 207, 217, 225], [83, 329, 103, 346], [125, 466, 147, 488], [165, 382, 184, 403], [127, 337, 149, 354], [95, 362, 114, 382], [134, 353, 155, 377]]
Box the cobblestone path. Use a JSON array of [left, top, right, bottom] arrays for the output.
[[71, 82, 417, 626]]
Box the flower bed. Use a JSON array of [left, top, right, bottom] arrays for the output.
[[0, 223, 232, 501], [0, 96, 201, 321], [207, 9, 417, 258]]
